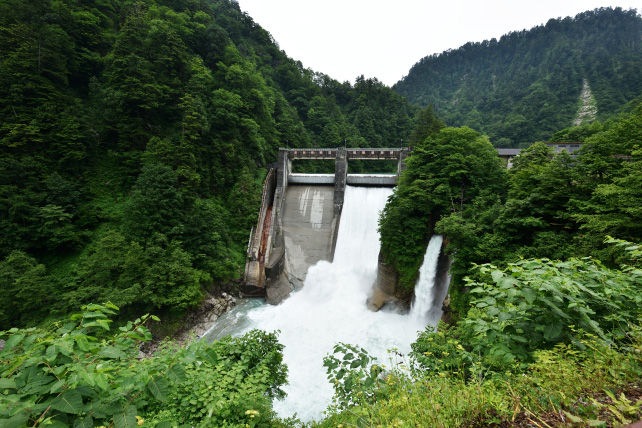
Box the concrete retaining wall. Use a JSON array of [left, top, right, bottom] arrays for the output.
[[347, 174, 397, 186], [243, 168, 276, 291], [288, 173, 335, 184]]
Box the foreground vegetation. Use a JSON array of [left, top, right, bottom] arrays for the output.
[[0, 303, 296, 428], [4, 243, 640, 427], [320, 243, 642, 427], [320, 336, 642, 427]]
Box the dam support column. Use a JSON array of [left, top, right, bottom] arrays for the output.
[[276, 148, 290, 194], [334, 148, 347, 215], [330, 148, 347, 258]]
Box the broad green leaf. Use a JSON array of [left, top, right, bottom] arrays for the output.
[[49, 379, 66, 394], [498, 276, 517, 289], [44, 420, 70, 428], [113, 405, 137, 428], [96, 320, 111, 331], [81, 312, 106, 319], [511, 335, 529, 343], [3, 334, 25, 352], [543, 322, 564, 341], [147, 377, 168, 402], [98, 346, 122, 359], [540, 297, 570, 319], [73, 415, 93, 428], [344, 377, 353, 390], [80, 370, 96, 387], [1, 412, 29, 428], [487, 307, 500, 317], [498, 311, 512, 322], [155, 422, 172, 428], [522, 288, 537, 304], [166, 365, 186, 384], [51, 390, 83, 413], [95, 373, 108, 390], [46, 345, 59, 361], [0, 378, 17, 389], [491, 270, 504, 283], [203, 349, 218, 365], [75, 336, 90, 352]]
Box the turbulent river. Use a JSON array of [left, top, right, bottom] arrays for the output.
[[202, 186, 444, 422]]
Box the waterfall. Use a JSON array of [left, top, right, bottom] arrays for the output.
[[203, 186, 438, 422], [410, 234, 444, 322]]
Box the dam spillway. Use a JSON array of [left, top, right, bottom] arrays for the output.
[[243, 147, 409, 301], [281, 185, 336, 290], [207, 186, 437, 421]]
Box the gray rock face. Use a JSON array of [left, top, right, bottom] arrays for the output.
[[366, 252, 399, 311], [176, 293, 238, 341]]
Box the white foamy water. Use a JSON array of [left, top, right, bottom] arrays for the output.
[[204, 186, 442, 422], [410, 234, 443, 323]]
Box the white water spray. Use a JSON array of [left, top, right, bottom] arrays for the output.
[[204, 186, 443, 421], [410, 234, 444, 322]]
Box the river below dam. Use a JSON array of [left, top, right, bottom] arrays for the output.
[[202, 186, 444, 422]]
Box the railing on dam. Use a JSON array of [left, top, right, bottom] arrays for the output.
[[288, 147, 407, 161], [283, 147, 410, 187]]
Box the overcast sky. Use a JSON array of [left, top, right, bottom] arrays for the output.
[[236, 0, 640, 86]]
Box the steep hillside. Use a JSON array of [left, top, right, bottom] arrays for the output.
[[0, 0, 416, 328], [394, 7, 642, 146]]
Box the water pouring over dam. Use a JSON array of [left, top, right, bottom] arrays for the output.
[[204, 186, 448, 421], [243, 147, 410, 301]]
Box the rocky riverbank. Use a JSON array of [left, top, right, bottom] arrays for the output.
[[140, 291, 239, 357]]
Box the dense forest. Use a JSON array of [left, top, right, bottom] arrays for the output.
[[394, 7, 642, 146], [0, 0, 416, 328]]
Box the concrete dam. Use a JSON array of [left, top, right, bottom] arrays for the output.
[[243, 147, 409, 303]]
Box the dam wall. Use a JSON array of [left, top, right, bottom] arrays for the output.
[[265, 185, 337, 303], [244, 147, 410, 303]]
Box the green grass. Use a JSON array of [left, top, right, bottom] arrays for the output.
[[316, 332, 642, 428]]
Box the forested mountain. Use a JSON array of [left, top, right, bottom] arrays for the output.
[[379, 98, 642, 318], [394, 7, 642, 146], [0, 0, 416, 328]]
